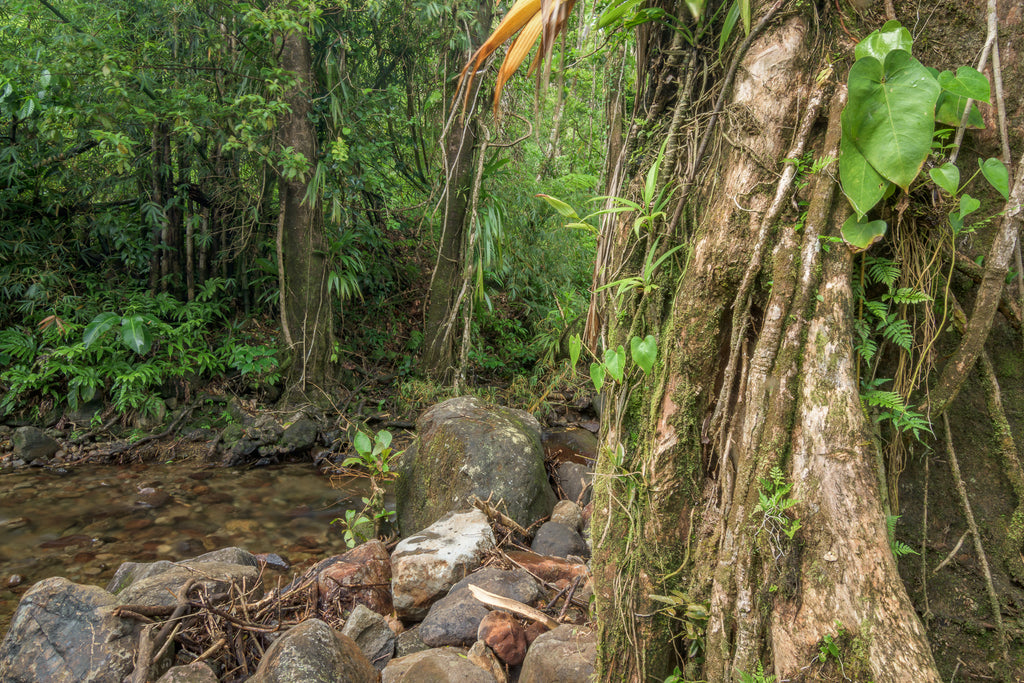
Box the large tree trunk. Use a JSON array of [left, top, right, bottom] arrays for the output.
[[278, 29, 333, 397], [590, 0, 1021, 680]]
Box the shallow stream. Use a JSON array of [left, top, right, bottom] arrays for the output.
[[0, 461, 371, 634]]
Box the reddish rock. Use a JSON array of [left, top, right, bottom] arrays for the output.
[[505, 551, 589, 584], [524, 620, 549, 646], [312, 540, 393, 616], [477, 611, 527, 666]]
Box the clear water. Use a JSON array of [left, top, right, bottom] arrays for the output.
[[0, 462, 372, 634]]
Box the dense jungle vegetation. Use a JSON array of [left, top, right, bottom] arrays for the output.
[[4, 0, 1024, 680], [0, 0, 612, 420]]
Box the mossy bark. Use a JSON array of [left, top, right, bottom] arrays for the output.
[[588, 3, 958, 680], [278, 30, 334, 398]]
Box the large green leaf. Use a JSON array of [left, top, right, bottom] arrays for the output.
[[934, 92, 984, 129], [590, 362, 606, 394], [844, 50, 940, 191], [854, 20, 912, 63], [839, 128, 890, 218], [121, 315, 152, 355], [937, 66, 990, 102], [83, 312, 120, 348], [841, 215, 887, 252]]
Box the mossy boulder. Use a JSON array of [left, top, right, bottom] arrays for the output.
[[395, 396, 556, 535]]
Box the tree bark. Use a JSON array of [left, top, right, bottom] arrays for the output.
[[586, 2, 986, 680], [278, 29, 333, 397], [422, 2, 494, 382]]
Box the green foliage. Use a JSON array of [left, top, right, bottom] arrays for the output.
[[838, 20, 998, 250], [0, 282, 277, 418], [754, 466, 802, 558], [886, 514, 919, 559], [737, 662, 776, 683], [332, 429, 399, 547]]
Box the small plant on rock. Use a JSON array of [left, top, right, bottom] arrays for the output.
[[332, 429, 398, 547]]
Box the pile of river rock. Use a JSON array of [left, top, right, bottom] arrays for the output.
[[0, 396, 599, 682]]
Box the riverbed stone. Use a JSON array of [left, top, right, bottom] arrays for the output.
[[477, 610, 527, 665], [395, 396, 556, 535], [106, 546, 258, 595], [249, 618, 377, 683], [550, 500, 583, 531], [279, 416, 318, 452], [419, 568, 541, 648], [382, 647, 497, 683], [341, 603, 396, 671], [518, 625, 596, 683], [155, 661, 219, 683], [391, 510, 495, 620], [114, 561, 260, 609], [0, 576, 139, 683], [530, 521, 589, 559], [554, 462, 592, 506], [12, 426, 60, 463], [311, 540, 393, 617]]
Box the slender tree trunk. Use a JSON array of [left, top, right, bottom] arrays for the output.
[[278, 29, 333, 397], [422, 1, 494, 381]]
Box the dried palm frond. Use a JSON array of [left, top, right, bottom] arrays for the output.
[[456, 0, 577, 117]]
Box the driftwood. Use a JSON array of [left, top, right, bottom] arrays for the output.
[[467, 584, 559, 630]]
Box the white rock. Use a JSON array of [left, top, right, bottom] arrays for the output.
[[391, 510, 495, 620]]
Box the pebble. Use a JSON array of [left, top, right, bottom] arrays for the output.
[[6, 574, 23, 588]]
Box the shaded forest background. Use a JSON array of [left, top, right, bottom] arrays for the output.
[[0, 0, 614, 421]]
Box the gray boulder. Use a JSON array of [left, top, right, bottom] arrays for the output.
[[249, 618, 378, 683], [341, 604, 396, 671], [530, 521, 589, 559], [0, 577, 139, 682], [395, 396, 556, 535], [12, 426, 60, 462], [107, 547, 257, 595], [518, 625, 597, 683], [114, 561, 260, 609], [419, 568, 541, 648], [382, 647, 497, 683], [155, 662, 219, 682]]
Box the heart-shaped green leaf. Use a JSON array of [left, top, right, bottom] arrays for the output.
[[854, 20, 912, 62], [590, 362, 606, 394], [121, 315, 152, 355], [844, 50, 940, 191], [937, 66, 990, 102], [935, 92, 984, 129], [604, 345, 626, 383], [568, 334, 582, 373], [959, 193, 980, 219], [630, 335, 657, 375], [979, 157, 1009, 199], [928, 162, 959, 195], [839, 128, 890, 218], [948, 211, 964, 235], [841, 215, 887, 252]]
